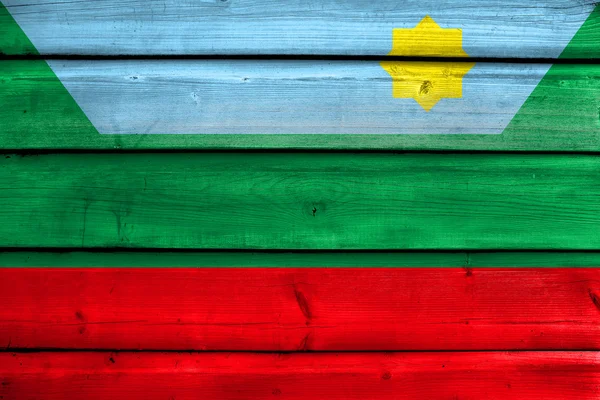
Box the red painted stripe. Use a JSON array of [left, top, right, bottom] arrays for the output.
[[2, 268, 600, 351], [1, 351, 599, 399]]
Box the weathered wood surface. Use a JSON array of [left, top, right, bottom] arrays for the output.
[[1, 60, 600, 150], [1, 1, 599, 396], [2, 153, 600, 250], [6, 251, 600, 267], [3, 268, 600, 351], [2, 352, 600, 399], [1, 1, 598, 58]]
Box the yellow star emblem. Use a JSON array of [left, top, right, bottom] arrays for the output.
[[380, 16, 475, 111]]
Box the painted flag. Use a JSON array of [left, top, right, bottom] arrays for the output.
[[2, 1, 600, 399]]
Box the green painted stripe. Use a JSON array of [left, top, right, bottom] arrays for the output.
[[2, 153, 600, 250], [3, 251, 600, 267]]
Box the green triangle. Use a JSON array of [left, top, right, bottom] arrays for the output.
[[502, 5, 600, 137], [0, 2, 99, 141], [0, 60, 99, 142], [559, 4, 600, 59], [0, 2, 38, 55]]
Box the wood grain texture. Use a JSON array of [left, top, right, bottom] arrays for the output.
[[1, 0, 598, 58], [2, 153, 600, 250], [3, 268, 600, 351], [2, 352, 600, 399], [6, 251, 600, 267], [2, 60, 600, 150]]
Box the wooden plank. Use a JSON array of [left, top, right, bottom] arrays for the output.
[[2, 153, 600, 250], [1, 1, 598, 58], [5, 251, 600, 268], [1, 60, 599, 150], [2, 352, 600, 399], [3, 267, 600, 351]]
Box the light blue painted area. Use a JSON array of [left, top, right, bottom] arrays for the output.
[[3, 0, 596, 57], [46, 60, 550, 134]]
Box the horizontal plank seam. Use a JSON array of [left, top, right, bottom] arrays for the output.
[[6, 248, 600, 254], [2, 55, 600, 64], [4, 349, 600, 354], [6, 150, 600, 156]]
